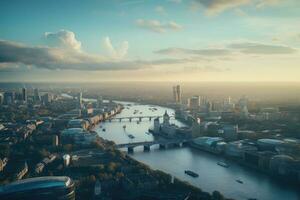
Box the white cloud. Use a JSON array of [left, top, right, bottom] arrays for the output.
[[103, 37, 129, 59], [155, 47, 231, 56], [228, 42, 297, 54], [192, 0, 283, 15], [168, 0, 182, 3], [44, 30, 82, 51], [155, 6, 166, 15], [136, 19, 182, 33]]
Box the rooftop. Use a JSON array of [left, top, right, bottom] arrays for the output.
[[0, 176, 72, 195]]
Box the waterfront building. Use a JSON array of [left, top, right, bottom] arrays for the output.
[[220, 124, 238, 141], [225, 140, 257, 158], [257, 139, 285, 152], [68, 119, 89, 130], [191, 136, 226, 154], [97, 96, 103, 108], [0, 176, 75, 200], [172, 85, 181, 104], [153, 117, 160, 134]]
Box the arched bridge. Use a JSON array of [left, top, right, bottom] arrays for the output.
[[107, 115, 175, 122], [116, 138, 192, 152]]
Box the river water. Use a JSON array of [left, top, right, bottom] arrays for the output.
[[94, 101, 300, 200]]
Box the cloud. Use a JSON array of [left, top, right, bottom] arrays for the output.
[[155, 6, 167, 15], [44, 30, 82, 51], [0, 40, 143, 71], [136, 19, 182, 33], [228, 42, 297, 54], [184, 65, 230, 72], [0, 39, 199, 71], [256, 0, 281, 8], [155, 42, 297, 57], [168, 0, 182, 3], [192, 0, 283, 15], [192, 0, 250, 15], [155, 47, 231, 56], [103, 37, 129, 59]]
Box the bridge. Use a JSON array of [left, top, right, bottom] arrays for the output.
[[107, 115, 175, 122], [116, 138, 192, 152]]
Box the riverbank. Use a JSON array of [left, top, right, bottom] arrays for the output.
[[96, 101, 300, 200]]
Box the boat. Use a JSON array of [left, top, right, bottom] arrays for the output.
[[102, 128, 106, 132], [217, 162, 229, 168], [236, 179, 243, 184], [184, 170, 199, 178], [128, 134, 135, 139], [145, 132, 150, 135]]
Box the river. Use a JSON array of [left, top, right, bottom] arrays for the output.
[[94, 101, 300, 200]]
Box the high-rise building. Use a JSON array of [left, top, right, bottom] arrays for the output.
[[97, 95, 103, 108], [172, 85, 181, 104], [77, 92, 83, 109], [41, 93, 50, 105], [188, 95, 200, 111], [21, 87, 27, 102], [3, 91, 14, 105], [34, 88, 40, 102], [0, 93, 3, 105]]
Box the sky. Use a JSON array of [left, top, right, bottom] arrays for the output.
[[0, 0, 300, 82]]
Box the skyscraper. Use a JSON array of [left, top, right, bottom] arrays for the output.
[[188, 95, 200, 111], [77, 92, 83, 109], [22, 87, 27, 102], [172, 85, 181, 104], [34, 88, 40, 102], [3, 91, 14, 105]]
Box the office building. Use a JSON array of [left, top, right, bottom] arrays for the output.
[[172, 85, 181, 104], [77, 92, 83, 109], [3, 91, 14, 105], [41, 93, 50, 105], [34, 88, 40, 102], [21, 87, 27, 102], [188, 95, 200, 111]]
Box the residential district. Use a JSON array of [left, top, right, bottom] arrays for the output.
[[0, 85, 299, 200]]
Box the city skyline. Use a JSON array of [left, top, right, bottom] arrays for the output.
[[1, 0, 300, 82]]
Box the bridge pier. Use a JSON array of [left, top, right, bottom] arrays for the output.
[[144, 145, 150, 152], [173, 143, 181, 148], [128, 147, 134, 153], [159, 144, 167, 149], [149, 117, 152, 121], [139, 117, 142, 122], [119, 118, 122, 122], [129, 118, 132, 122], [182, 141, 190, 147]]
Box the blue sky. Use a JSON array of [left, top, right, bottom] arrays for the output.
[[0, 0, 300, 82]]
